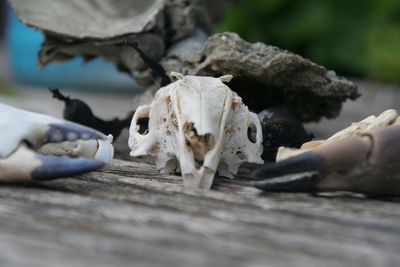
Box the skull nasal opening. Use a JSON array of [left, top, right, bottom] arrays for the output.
[[132, 106, 151, 136], [137, 118, 149, 135], [183, 122, 215, 168], [247, 123, 257, 143]]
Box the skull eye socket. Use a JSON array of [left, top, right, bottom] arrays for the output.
[[137, 117, 149, 135], [247, 123, 257, 143]]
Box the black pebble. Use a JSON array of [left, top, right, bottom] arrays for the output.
[[258, 107, 313, 161]]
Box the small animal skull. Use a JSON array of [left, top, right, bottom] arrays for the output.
[[129, 73, 263, 190]]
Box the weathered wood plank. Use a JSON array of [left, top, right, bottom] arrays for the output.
[[1, 159, 400, 267]]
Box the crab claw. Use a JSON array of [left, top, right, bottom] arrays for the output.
[[0, 144, 104, 182], [254, 123, 400, 196], [0, 103, 114, 182]]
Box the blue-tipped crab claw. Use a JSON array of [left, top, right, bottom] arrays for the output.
[[0, 103, 114, 182], [0, 144, 104, 182], [254, 120, 400, 196]]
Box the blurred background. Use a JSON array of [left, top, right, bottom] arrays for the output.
[[2, 0, 400, 87], [216, 0, 400, 84], [0, 0, 135, 92]]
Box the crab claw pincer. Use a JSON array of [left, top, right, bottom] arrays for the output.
[[254, 123, 400, 196], [0, 103, 114, 182], [0, 143, 104, 182]]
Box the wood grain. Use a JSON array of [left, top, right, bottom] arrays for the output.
[[1, 159, 400, 267]]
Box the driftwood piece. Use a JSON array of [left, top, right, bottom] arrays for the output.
[[0, 159, 399, 267]]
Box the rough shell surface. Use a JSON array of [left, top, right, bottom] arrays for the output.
[[161, 32, 359, 121], [129, 74, 263, 190]]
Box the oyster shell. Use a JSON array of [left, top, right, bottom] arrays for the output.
[[9, 0, 213, 71], [9, 0, 165, 39]]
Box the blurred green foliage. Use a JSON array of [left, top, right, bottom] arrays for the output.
[[216, 0, 400, 83], [0, 81, 14, 96]]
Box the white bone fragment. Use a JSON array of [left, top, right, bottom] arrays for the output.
[[276, 109, 399, 161]]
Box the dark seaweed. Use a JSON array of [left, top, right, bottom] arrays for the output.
[[49, 88, 133, 140]]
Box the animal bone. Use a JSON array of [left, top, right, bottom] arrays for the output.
[[0, 103, 113, 182], [129, 73, 263, 190], [254, 109, 400, 196], [276, 109, 398, 161]]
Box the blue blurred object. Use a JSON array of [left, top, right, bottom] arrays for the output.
[[5, 8, 142, 91]]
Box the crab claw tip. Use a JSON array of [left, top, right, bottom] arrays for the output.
[[254, 173, 322, 192], [253, 151, 325, 179], [31, 154, 104, 181]]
